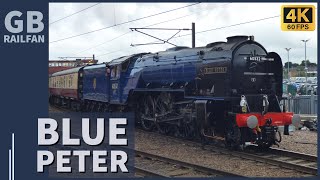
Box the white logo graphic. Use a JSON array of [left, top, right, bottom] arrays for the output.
[[9, 133, 15, 180], [3, 11, 45, 43]]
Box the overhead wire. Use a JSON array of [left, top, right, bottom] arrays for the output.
[[73, 13, 196, 55], [49, 3, 101, 25], [175, 15, 280, 38], [96, 14, 281, 58], [49, 3, 200, 44], [75, 3, 231, 55]]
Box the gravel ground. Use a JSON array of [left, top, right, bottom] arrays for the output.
[[135, 131, 311, 177], [48, 105, 317, 156], [275, 130, 317, 156], [135, 156, 212, 177], [135, 131, 310, 177], [48, 105, 317, 177]]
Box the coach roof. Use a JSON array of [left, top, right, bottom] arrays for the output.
[[51, 66, 83, 76]]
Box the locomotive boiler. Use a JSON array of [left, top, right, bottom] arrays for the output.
[[49, 35, 301, 149]]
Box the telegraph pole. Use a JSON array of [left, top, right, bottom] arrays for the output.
[[301, 39, 309, 83], [285, 48, 291, 81], [192, 22, 195, 48]]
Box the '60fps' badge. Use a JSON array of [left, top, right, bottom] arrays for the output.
[[281, 5, 315, 31]]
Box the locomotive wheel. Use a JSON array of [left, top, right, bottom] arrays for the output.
[[140, 95, 155, 131], [156, 124, 170, 135], [179, 119, 195, 139], [154, 93, 173, 134], [225, 125, 242, 150]]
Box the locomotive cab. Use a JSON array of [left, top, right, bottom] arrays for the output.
[[108, 53, 148, 104]]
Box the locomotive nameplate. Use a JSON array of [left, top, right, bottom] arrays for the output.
[[281, 5, 315, 31], [204, 67, 227, 74]]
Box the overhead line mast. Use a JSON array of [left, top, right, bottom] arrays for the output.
[[129, 23, 195, 47]]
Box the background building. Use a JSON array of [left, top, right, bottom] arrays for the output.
[[49, 56, 98, 75]]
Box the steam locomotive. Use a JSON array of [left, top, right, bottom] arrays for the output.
[[49, 35, 301, 149]]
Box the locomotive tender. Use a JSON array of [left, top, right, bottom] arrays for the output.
[[49, 35, 301, 149]]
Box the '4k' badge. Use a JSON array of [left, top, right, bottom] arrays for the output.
[[281, 5, 315, 31]]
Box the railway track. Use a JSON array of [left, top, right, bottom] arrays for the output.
[[134, 167, 168, 177], [51, 144, 241, 177], [135, 149, 243, 177], [48, 145, 167, 178], [136, 129, 317, 176], [50, 136, 242, 177], [49, 105, 317, 176], [254, 147, 317, 174], [226, 147, 317, 175], [47, 119, 240, 176]]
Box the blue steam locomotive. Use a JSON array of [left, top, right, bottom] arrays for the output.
[[49, 35, 300, 149]]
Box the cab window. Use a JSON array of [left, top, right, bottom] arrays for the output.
[[116, 65, 121, 78], [121, 59, 130, 72], [111, 66, 117, 79]]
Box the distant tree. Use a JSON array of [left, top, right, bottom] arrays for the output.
[[284, 62, 292, 68], [300, 60, 311, 66], [292, 63, 299, 68], [284, 62, 300, 68]]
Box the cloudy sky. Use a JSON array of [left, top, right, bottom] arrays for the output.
[[49, 2, 317, 65]]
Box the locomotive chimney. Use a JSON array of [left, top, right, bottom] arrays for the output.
[[249, 36, 254, 41], [227, 35, 249, 43]]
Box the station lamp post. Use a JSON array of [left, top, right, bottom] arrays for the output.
[[301, 39, 309, 83], [285, 48, 291, 81]]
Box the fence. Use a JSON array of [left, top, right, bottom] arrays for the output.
[[283, 94, 318, 115]]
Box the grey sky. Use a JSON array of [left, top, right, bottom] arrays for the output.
[[49, 2, 317, 65]]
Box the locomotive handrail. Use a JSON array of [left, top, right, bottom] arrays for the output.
[[134, 57, 232, 69], [149, 54, 199, 62]]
